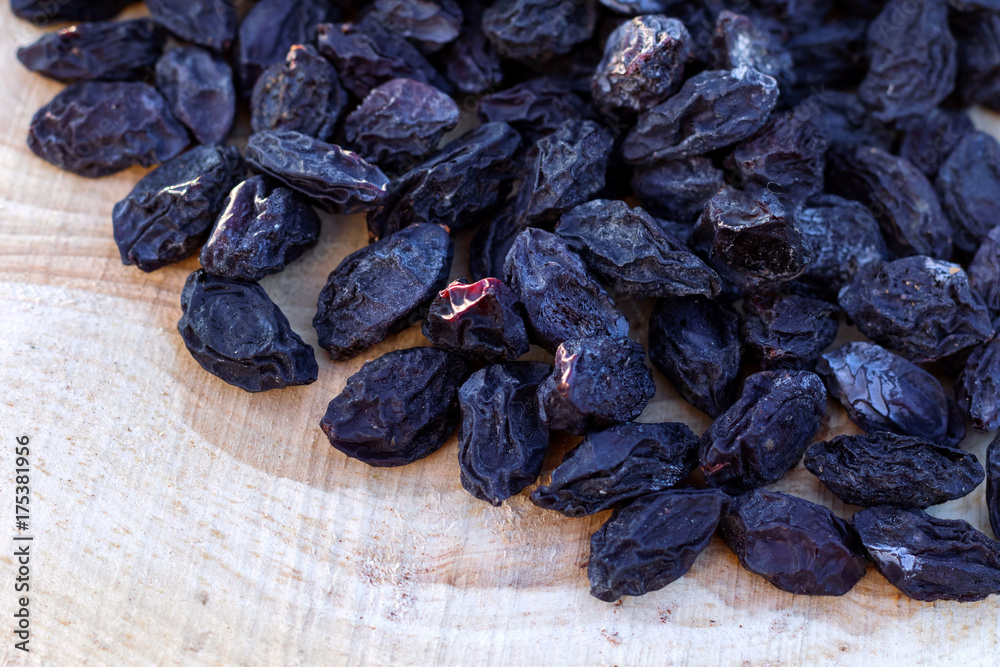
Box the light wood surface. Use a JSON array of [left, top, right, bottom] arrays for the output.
[[2, 7, 999, 666]]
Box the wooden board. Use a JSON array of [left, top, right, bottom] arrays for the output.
[[2, 8, 999, 666]]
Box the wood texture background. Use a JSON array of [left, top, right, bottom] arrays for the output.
[[1, 6, 999, 665]]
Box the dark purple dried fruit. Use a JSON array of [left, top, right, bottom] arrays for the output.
[[422, 277, 530, 362], [936, 131, 1000, 255], [968, 226, 1000, 323], [749, 0, 831, 33], [956, 337, 1000, 432], [178, 270, 318, 393], [320, 347, 473, 467], [805, 90, 898, 151], [896, 108, 973, 178], [11, 0, 132, 24], [785, 18, 868, 95], [711, 11, 795, 90], [156, 46, 236, 146], [470, 206, 520, 281], [146, 0, 235, 52], [597, 0, 676, 11], [951, 9, 1000, 111], [631, 157, 725, 224], [482, 0, 597, 65], [441, 11, 504, 95], [237, 0, 338, 90], [477, 78, 588, 145], [742, 292, 838, 371], [364, 0, 463, 52], [988, 435, 1000, 539]]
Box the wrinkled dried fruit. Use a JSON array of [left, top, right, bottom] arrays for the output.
[[711, 11, 795, 90], [237, 0, 338, 89], [11, 0, 132, 24], [988, 435, 1000, 539], [785, 18, 868, 97], [156, 46, 236, 146], [951, 9, 1000, 111], [470, 206, 520, 281], [365, 0, 463, 52], [477, 77, 588, 144], [806, 90, 897, 150], [631, 157, 725, 223], [742, 292, 839, 370], [896, 108, 973, 178], [146, 0, 236, 52], [442, 11, 504, 95], [482, 0, 597, 65], [968, 226, 1000, 323], [936, 131, 1000, 255], [956, 337, 1000, 432], [422, 277, 530, 362]]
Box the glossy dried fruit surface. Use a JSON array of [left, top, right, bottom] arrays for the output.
[[482, 0, 597, 65], [314, 223, 452, 361], [422, 278, 530, 362], [956, 337, 1000, 432], [11, 0, 132, 24], [851, 506, 1000, 602], [631, 157, 725, 223], [156, 46, 236, 146], [742, 292, 838, 371], [896, 108, 973, 178], [588, 489, 729, 602], [365, 0, 463, 52], [936, 131, 1000, 255], [968, 226, 1000, 323], [470, 206, 520, 281], [988, 435, 1000, 539], [477, 78, 588, 144], [804, 433, 985, 509], [320, 347, 472, 467], [442, 13, 504, 95], [458, 362, 552, 505], [237, 0, 338, 89], [710, 11, 795, 90], [178, 270, 318, 393], [113, 145, 245, 272], [27, 81, 189, 178], [531, 422, 700, 517], [720, 489, 867, 596], [146, 0, 236, 51]]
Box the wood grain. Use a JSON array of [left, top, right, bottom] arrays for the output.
[[1, 7, 999, 666]]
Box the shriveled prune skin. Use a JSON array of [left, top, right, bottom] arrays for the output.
[[482, 0, 597, 65], [597, 0, 675, 10], [896, 108, 974, 178], [936, 132, 1000, 255], [956, 337, 1000, 432], [422, 278, 530, 362], [749, 0, 831, 34], [146, 0, 235, 52], [988, 435, 1000, 539], [826, 145, 953, 260], [852, 506, 1000, 602], [470, 207, 520, 281], [859, 0, 956, 122], [531, 422, 700, 517], [504, 229, 629, 353], [344, 79, 460, 174], [477, 78, 588, 144], [804, 433, 985, 509], [588, 489, 729, 602], [968, 226, 1000, 322], [245, 130, 389, 214], [27, 81, 188, 179], [442, 12, 504, 95], [17, 19, 166, 83], [785, 18, 868, 96], [366, 122, 521, 241], [156, 47, 235, 146], [648, 296, 742, 418], [742, 293, 838, 371], [11, 0, 132, 24], [237, 0, 338, 90], [177, 270, 318, 393], [536, 336, 655, 435], [200, 176, 321, 282], [838, 257, 993, 364], [720, 489, 867, 596], [365, 0, 463, 52], [806, 90, 897, 151], [951, 10, 1000, 111], [710, 11, 795, 90], [113, 146, 245, 272], [623, 67, 779, 165], [320, 347, 472, 467], [816, 342, 951, 443], [591, 15, 692, 117], [314, 224, 453, 361], [555, 199, 720, 299], [700, 370, 827, 493], [458, 362, 551, 505], [631, 158, 725, 223]]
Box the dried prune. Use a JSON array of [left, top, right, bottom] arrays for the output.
[[710, 11, 795, 90], [237, 0, 338, 90], [591, 15, 692, 117], [531, 422, 700, 517], [826, 145, 952, 259], [623, 67, 779, 164], [968, 226, 1000, 322], [555, 199, 720, 299], [851, 506, 1000, 602], [320, 347, 472, 467], [936, 131, 1000, 255], [112, 145, 245, 272], [816, 342, 952, 444], [364, 0, 463, 52], [597, 0, 675, 11], [27, 81, 188, 178], [648, 296, 742, 418], [146, 0, 235, 52], [804, 433, 985, 509], [470, 206, 520, 281], [477, 78, 588, 144], [245, 130, 389, 214], [514, 120, 614, 227], [951, 9, 1000, 111], [536, 336, 655, 435], [503, 228, 629, 353], [742, 293, 838, 371], [720, 489, 867, 596], [785, 18, 868, 95], [178, 270, 318, 393], [200, 176, 321, 282], [838, 257, 993, 364], [11, 0, 133, 24], [441, 10, 504, 95], [749, 0, 831, 34], [482, 0, 597, 65], [896, 108, 973, 178], [458, 362, 552, 505], [156, 47, 236, 146], [367, 122, 521, 241], [700, 370, 826, 493], [344, 78, 460, 174], [631, 158, 725, 223], [989, 435, 1000, 539], [956, 337, 1000, 431], [588, 489, 729, 602], [805, 90, 897, 150], [422, 278, 530, 362], [17, 19, 166, 83]]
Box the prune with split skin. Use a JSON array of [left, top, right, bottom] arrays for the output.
[[458, 362, 552, 505], [482, 0, 597, 65], [17, 19, 166, 83], [720, 489, 867, 596], [710, 11, 795, 90], [364, 0, 463, 53], [742, 292, 838, 371], [344, 78, 460, 174], [555, 199, 721, 299], [27, 81, 188, 178], [896, 108, 973, 178], [785, 18, 868, 95], [951, 10, 1000, 111], [536, 336, 655, 435], [804, 433, 985, 509], [367, 122, 521, 241], [177, 270, 318, 393], [968, 226, 1000, 322], [988, 435, 999, 538], [588, 489, 729, 602], [320, 347, 473, 467], [956, 337, 1000, 432], [477, 78, 588, 144], [816, 342, 952, 444], [237, 0, 338, 90], [113, 145, 245, 272], [648, 296, 742, 418], [314, 223, 453, 361], [700, 370, 826, 494], [936, 132, 1000, 255], [531, 422, 700, 517], [245, 130, 389, 214], [11, 0, 133, 24], [631, 158, 725, 223], [851, 506, 1000, 602], [146, 0, 235, 52], [838, 257, 993, 364], [504, 228, 629, 353], [470, 206, 520, 281], [156, 47, 236, 146], [422, 278, 530, 362], [200, 176, 321, 282]]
